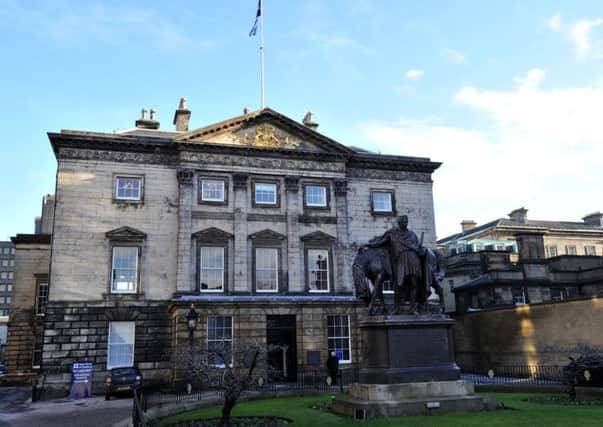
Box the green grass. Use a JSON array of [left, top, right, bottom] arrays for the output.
[[158, 393, 603, 427]]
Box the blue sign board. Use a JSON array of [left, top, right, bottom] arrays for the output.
[[70, 361, 94, 399]]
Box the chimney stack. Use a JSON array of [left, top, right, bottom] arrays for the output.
[[302, 111, 319, 130], [135, 106, 160, 130], [583, 211, 603, 227], [173, 97, 191, 132], [508, 207, 528, 223], [460, 220, 477, 233]]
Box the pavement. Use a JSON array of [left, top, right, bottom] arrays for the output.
[[0, 387, 133, 427]]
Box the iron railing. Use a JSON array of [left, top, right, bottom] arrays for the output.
[[461, 365, 564, 385]]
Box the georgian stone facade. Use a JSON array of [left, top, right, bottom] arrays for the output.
[[41, 106, 440, 395]]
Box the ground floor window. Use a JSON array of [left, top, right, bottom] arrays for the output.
[[107, 321, 135, 369], [327, 315, 351, 364], [207, 316, 232, 366], [550, 288, 564, 301], [32, 336, 43, 368], [512, 287, 526, 305]]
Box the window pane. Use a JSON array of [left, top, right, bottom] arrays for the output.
[[200, 246, 224, 291], [108, 321, 135, 369], [372, 192, 392, 212], [116, 177, 142, 200], [308, 249, 329, 292], [306, 185, 327, 207], [327, 315, 351, 363], [585, 246, 596, 256], [36, 282, 49, 315], [112, 247, 138, 293], [256, 248, 278, 292], [207, 316, 233, 366], [255, 183, 277, 204], [201, 180, 225, 202]]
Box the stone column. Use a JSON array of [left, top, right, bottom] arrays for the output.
[[285, 176, 301, 292], [233, 173, 249, 293], [334, 180, 351, 293], [176, 168, 194, 292]]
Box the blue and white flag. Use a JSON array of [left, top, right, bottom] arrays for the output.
[[249, 0, 261, 37]]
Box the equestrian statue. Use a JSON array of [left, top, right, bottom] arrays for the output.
[[353, 215, 445, 315]]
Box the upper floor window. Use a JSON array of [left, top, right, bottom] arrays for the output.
[[200, 178, 227, 204], [308, 249, 330, 292], [585, 246, 597, 256], [115, 176, 143, 201], [35, 281, 49, 316], [255, 248, 278, 292], [304, 184, 328, 208], [2, 247, 9, 255], [1, 261, 7, 267], [7, 272, 13, 280], [371, 191, 394, 214], [111, 247, 139, 293], [254, 182, 277, 206], [199, 246, 225, 292], [565, 245, 577, 255], [0, 272, 6, 280], [546, 245, 558, 257]]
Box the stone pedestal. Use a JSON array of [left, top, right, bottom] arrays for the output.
[[332, 314, 495, 419], [360, 314, 460, 384]]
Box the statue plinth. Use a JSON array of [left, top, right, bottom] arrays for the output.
[[359, 314, 460, 384]]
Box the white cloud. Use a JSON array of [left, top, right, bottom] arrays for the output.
[[570, 18, 603, 58], [442, 48, 466, 64], [547, 13, 562, 32], [359, 70, 603, 238], [405, 69, 424, 79]]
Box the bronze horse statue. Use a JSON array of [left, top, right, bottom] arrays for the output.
[[352, 246, 446, 315]]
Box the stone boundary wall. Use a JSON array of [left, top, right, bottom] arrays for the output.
[[453, 297, 603, 371]]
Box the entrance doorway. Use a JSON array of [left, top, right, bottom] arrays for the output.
[[266, 315, 297, 382]]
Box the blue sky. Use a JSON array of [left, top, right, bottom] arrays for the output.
[[1, 0, 603, 240]]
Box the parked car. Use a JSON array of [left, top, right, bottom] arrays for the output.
[[105, 366, 142, 400], [0, 362, 5, 378]]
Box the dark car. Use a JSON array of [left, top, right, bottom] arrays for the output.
[[0, 362, 4, 378], [105, 366, 142, 400]]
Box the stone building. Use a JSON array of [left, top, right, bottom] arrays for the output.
[[38, 101, 441, 395], [0, 241, 16, 356], [437, 208, 603, 312]]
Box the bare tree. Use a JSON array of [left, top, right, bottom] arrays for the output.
[[174, 341, 283, 427]]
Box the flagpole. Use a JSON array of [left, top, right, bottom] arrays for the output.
[[259, 0, 265, 108]]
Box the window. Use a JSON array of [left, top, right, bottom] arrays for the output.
[[7, 272, 13, 280], [9, 260, 14, 267], [448, 279, 455, 291], [32, 336, 43, 368], [565, 245, 577, 255], [255, 248, 278, 292], [5, 297, 10, 304], [107, 321, 135, 369], [546, 245, 558, 257], [550, 288, 564, 301], [200, 178, 226, 203], [327, 315, 351, 364], [382, 280, 394, 294], [2, 248, 9, 255], [10, 248, 15, 255], [207, 316, 233, 366], [304, 185, 327, 208], [115, 176, 142, 201], [199, 246, 225, 292], [0, 285, 5, 292], [308, 249, 330, 292], [496, 245, 506, 251], [254, 182, 277, 205], [111, 247, 139, 293], [1, 261, 7, 267], [0, 272, 6, 280], [371, 191, 394, 214], [35, 282, 49, 316], [585, 246, 597, 256], [512, 287, 526, 305], [7, 285, 11, 292]]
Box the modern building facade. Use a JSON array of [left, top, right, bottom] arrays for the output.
[[36, 101, 440, 395], [0, 241, 16, 357]]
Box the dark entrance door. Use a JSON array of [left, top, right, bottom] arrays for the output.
[[266, 315, 297, 382]]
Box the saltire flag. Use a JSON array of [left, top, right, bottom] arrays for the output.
[[249, 0, 261, 37]]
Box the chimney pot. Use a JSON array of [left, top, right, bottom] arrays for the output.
[[243, 107, 249, 114], [461, 220, 477, 233], [173, 97, 191, 132], [136, 106, 160, 130], [141, 107, 148, 120], [302, 111, 319, 130], [150, 108, 156, 121]]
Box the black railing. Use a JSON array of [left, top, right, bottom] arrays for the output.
[[461, 365, 564, 385]]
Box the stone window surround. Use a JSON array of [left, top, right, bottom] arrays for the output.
[[370, 189, 396, 216], [113, 173, 145, 204], [198, 175, 230, 206], [302, 181, 331, 211], [302, 232, 336, 294], [249, 230, 287, 293], [105, 227, 147, 298], [251, 179, 281, 208], [194, 228, 233, 294]]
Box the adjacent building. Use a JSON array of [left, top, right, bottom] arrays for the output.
[[0, 241, 16, 356], [32, 101, 440, 395]]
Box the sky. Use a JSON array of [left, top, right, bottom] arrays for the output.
[[1, 0, 603, 241]]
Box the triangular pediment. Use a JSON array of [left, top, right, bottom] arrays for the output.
[[300, 231, 336, 243], [105, 226, 146, 241], [248, 229, 286, 241], [192, 227, 233, 242], [175, 108, 353, 155]]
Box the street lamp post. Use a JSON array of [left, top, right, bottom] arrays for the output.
[[186, 304, 198, 394]]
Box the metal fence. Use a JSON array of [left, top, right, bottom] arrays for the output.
[[461, 365, 564, 385]]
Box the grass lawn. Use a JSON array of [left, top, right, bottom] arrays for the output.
[[157, 393, 603, 426]]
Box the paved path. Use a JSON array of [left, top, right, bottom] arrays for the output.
[[0, 387, 132, 427]]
